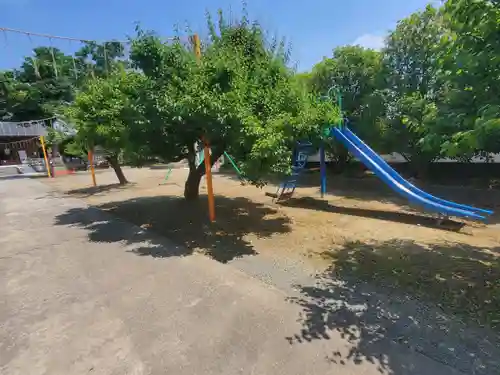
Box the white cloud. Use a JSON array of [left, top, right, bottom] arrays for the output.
[[352, 33, 385, 51]]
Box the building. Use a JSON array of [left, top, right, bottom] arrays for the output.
[[0, 119, 75, 165], [0, 121, 49, 165]]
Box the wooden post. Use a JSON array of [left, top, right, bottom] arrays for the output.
[[192, 33, 201, 59], [39, 136, 52, 178], [193, 33, 215, 221], [88, 149, 97, 187]]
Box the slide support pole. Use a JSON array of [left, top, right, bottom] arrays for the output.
[[320, 144, 326, 197]]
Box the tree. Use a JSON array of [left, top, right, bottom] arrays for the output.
[[0, 47, 78, 121], [438, 0, 500, 159], [308, 46, 385, 170], [128, 12, 338, 200], [294, 72, 313, 91], [74, 41, 127, 83], [1, 38, 129, 122], [381, 5, 448, 175], [64, 69, 146, 185], [0, 70, 18, 120]]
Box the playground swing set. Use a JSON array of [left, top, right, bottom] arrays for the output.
[[160, 142, 245, 186], [6, 27, 491, 223]]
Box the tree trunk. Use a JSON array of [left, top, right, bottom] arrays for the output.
[[107, 155, 128, 185], [184, 145, 224, 200], [336, 149, 351, 173], [328, 147, 351, 174]]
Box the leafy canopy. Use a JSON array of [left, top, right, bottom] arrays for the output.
[[127, 11, 339, 181]]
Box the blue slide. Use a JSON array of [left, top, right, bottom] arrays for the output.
[[329, 127, 490, 221], [341, 126, 493, 217]]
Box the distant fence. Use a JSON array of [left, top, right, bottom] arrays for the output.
[[393, 162, 500, 182], [307, 160, 500, 182]]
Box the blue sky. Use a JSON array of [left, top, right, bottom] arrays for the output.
[[1, 0, 437, 72]]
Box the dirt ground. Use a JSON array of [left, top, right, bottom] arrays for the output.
[[43, 165, 500, 258], [43, 164, 500, 326]]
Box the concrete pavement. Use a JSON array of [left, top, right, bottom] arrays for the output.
[[0, 179, 466, 374]]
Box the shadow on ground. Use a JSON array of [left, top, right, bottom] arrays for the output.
[[287, 239, 500, 375], [65, 183, 133, 198], [280, 196, 467, 232], [297, 173, 500, 223], [54, 195, 291, 263]]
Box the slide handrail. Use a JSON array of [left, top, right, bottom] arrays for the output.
[[330, 127, 485, 221], [341, 126, 493, 216]]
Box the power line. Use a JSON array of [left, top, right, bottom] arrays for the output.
[[0, 26, 123, 43], [0, 26, 179, 44]]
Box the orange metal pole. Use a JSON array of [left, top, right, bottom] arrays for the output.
[[88, 149, 97, 187], [39, 136, 52, 178], [193, 33, 216, 221], [203, 138, 216, 222]]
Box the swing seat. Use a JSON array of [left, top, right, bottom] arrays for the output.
[[276, 190, 295, 201], [265, 192, 279, 198], [271, 180, 297, 202]]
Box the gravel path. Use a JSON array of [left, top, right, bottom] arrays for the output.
[[228, 241, 500, 375], [0, 178, 495, 374]]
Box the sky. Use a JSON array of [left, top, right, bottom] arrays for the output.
[[0, 0, 438, 72]]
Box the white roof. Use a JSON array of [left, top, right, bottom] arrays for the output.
[[0, 119, 76, 137]]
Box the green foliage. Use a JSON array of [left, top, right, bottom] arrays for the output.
[[308, 46, 385, 167], [127, 30, 201, 163], [75, 41, 127, 80], [3, 0, 500, 186], [65, 69, 145, 158], [0, 47, 75, 121], [381, 5, 447, 169], [58, 137, 87, 158], [0, 40, 127, 122], [128, 12, 338, 185], [384, 6, 443, 96], [302, 0, 500, 174], [310, 46, 385, 128], [378, 0, 500, 167], [438, 0, 500, 157], [294, 72, 313, 91]]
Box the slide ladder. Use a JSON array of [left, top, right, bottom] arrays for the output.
[[271, 141, 315, 202]]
